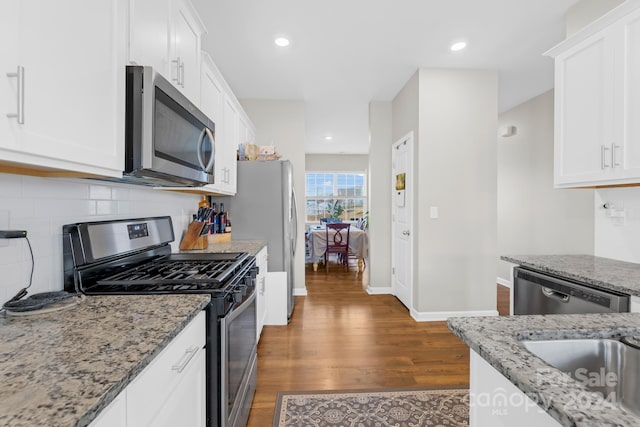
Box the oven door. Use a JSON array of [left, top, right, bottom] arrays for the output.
[[220, 289, 257, 427]]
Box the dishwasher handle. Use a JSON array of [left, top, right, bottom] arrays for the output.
[[541, 286, 570, 303]]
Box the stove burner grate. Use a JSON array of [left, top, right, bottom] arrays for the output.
[[96, 258, 241, 288]]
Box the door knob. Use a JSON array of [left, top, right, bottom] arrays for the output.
[[402, 230, 410, 236]]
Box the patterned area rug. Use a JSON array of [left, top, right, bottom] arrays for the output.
[[273, 387, 469, 427]]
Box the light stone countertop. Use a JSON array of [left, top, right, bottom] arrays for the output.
[[501, 254, 640, 297], [185, 239, 267, 256], [448, 313, 640, 426], [0, 294, 210, 427]]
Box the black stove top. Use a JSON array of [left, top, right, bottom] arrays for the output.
[[62, 217, 254, 297]]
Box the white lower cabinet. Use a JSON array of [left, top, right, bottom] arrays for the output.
[[255, 246, 268, 341], [470, 350, 560, 427], [90, 311, 206, 427], [89, 391, 127, 427], [630, 296, 640, 313]]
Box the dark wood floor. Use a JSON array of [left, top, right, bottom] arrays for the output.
[[247, 263, 511, 426]]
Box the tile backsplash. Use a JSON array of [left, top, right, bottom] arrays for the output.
[[0, 173, 200, 305]]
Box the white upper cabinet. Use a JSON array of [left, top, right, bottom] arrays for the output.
[[0, 0, 126, 177], [199, 53, 255, 195], [129, 0, 205, 102], [548, 3, 640, 188]]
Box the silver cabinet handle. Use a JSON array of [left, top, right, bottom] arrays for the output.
[[172, 346, 199, 373], [6, 66, 24, 124], [171, 57, 182, 85], [612, 143, 622, 168], [402, 230, 410, 236], [601, 145, 611, 169], [179, 61, 185, 88]]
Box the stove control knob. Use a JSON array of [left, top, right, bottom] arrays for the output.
[[233, 290, 243, 303]]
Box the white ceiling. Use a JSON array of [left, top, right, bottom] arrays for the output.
[[192, 0, 579, 154]]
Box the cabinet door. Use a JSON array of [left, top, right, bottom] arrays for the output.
[[90, 391, 127, 427], [554, 31, 615, 186], [1, 0, 126, 176], [146, 348, 206, 427], [171, 0, 203, 102], [470, 350, 561, 426], [256, 247, 268, 341], [127, 312, 205, 426], [128, 0, 172, 73], [619, 10, 640, 178], [222, 95, 239, 193]]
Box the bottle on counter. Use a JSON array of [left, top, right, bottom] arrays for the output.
[[210, 202, 218, 234], [217, 203, 227, 234], [198, 195, 210, 209], [224, 212, 232, 233]]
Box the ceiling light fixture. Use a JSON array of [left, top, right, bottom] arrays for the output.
[[450, 41, 467, 52], [324, 136, 333, 141], [274, 37, 290, 47]]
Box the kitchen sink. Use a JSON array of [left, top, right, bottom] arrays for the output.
[[521, 338, 640, 417]]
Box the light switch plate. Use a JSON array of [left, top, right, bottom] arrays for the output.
[[430, 207, 439, 219]]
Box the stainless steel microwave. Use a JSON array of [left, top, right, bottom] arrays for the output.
[[123, 65, 215, 187]]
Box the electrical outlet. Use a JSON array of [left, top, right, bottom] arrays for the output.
[[0, 210, 9, 247]]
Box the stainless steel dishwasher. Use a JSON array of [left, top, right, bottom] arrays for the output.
[[513, 267, 629, 315]]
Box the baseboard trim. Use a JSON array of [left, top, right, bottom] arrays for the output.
[[366, 286, 393, 295], [411, 309, 499, 322], [294, 287, 308, 296], [497, 277, 512, 289]]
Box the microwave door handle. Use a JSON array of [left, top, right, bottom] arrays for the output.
[[196, 127, 216, 172]]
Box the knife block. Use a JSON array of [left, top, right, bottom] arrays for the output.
[[179, 222, 209, 250]]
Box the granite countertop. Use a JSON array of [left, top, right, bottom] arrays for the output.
[[186, 239, 267, 256], [0, 294, 210, 427], [502, 254, 640, 297], [448, 313, 640, 426]]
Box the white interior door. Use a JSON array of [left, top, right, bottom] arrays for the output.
[[391, 133, 414, 311]]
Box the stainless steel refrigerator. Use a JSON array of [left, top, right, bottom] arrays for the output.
[[214, 160, 298, 320]]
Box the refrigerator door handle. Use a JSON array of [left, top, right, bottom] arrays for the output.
[[291, 186, 298, 256]]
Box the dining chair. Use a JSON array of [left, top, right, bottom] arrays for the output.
[[324, 223, 351, 272]]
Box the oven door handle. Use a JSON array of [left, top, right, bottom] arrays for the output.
[[172, 346, 200, 374]]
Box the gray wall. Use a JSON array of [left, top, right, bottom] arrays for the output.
[[497, 90, 594, 282], [566, 0, 624, 36], [305, 154, 369, 171], [239, 100, 307, 294], [368, 101, 393, 290], [417, 69, 498, 313], [391, 69, 498, 315]]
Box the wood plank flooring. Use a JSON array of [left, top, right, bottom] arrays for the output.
[[246, 263, 473, 426]]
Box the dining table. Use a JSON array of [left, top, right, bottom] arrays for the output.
[[306, 224, 369, 272]]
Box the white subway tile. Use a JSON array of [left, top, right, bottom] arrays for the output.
[[89, 184, 113, 200], [0, 174, 22, 197]]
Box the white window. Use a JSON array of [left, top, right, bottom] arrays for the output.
[[305, 172, 366, 223]]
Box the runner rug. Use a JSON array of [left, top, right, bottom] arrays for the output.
[[273, 387, 469, 427]]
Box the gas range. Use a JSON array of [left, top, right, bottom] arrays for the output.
[[62, 216, 258, 427]]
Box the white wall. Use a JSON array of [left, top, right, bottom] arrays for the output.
[[238, 100, 306, 294], [368, 101, 393, 290], [497, 91, 594, 282], [0, 173, 199, 305], [594, 187, 640, 263]]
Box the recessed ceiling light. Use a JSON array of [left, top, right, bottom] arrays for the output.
[[450, 41, 467, 52], [324, 136, 333, 141], [274, 37, 290, 47]]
